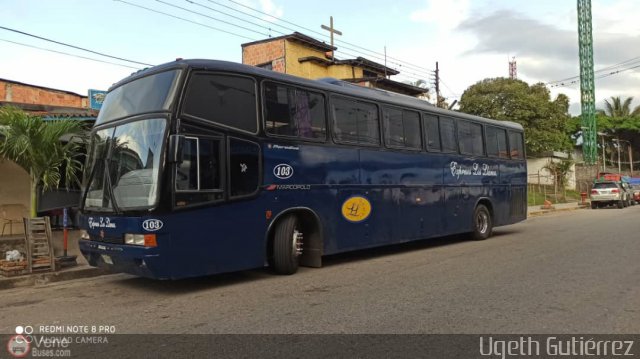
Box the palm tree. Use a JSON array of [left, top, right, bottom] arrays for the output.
[[599, 96, 640, 117], [0, 107, 85, 217]]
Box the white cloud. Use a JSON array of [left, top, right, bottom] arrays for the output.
[[592, 0, 640, 34], [409, 0, 470, 31], [259, 0, 283, 18]]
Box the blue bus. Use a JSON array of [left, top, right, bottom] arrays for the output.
[[78, 59, 527, 279]]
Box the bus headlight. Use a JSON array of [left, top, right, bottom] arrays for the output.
[[124, 234, 157, 247], [80, 230, 90, 240], [125, 234, 145, 246]]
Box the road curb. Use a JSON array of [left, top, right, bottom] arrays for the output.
[[0, 266, 110, 291], [528, 205, 587, 217]]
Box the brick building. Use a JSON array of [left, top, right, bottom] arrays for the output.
[[1, 79, 97, 233], [242, 32, 429, 98]]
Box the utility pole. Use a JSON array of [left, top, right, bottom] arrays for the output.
[[577, 0, 597, 165], [617, 137, 622, 173], [601, 134, 606, 173], [629, 143, 634, 176], [434, 61, 441, 108], [321, 16, 342, 61]]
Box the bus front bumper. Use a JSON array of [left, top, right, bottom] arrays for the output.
[[79, 240, 169, 279]]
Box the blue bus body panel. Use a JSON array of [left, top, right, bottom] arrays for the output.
[[80, 140, 527, 279], [79, 204, 268, 279]]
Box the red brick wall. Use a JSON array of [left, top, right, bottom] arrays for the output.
[[1, 80, 85, 107], [242, 40, 286, 73]]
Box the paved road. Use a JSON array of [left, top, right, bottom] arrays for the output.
[[1, 206, 639, 335]]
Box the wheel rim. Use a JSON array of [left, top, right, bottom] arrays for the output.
[[292, 228, 303, 257], [476, 211, 488, 234]]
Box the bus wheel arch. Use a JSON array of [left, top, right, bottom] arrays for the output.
[[267, 208, 323, 274], [472, 199, 493, 241]]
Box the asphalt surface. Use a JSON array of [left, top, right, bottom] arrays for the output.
[[1, 205, 639, 335]]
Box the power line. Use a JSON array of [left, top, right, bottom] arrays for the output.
[[547, 54, 640, 86], [0, 38, 142, 70], [114, 0, 257, 41], [191, 0, 435, 79], [225, 0, 435, 76], [186, 0, 285, 36], [155, 0, 271, 38], [549, 62, 640, 88], [117, 0, 435, 83], [0, 25, 153, 67], [439, 77, 461, 99]]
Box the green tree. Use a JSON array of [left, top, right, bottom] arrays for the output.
[[592, 97, 640, 167], [0, 107, 85, 217], [458, 78, 572, 155]]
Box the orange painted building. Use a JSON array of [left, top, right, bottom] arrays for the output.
[[242, 32, 429, 98]]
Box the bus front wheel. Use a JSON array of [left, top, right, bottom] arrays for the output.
[[472, 204, 492, 241], [273, 215, 303, 275]]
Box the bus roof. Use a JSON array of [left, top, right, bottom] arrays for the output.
[[111, 59, 524, 132]]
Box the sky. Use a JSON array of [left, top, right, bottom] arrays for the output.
[[1, 0, 639, 115]]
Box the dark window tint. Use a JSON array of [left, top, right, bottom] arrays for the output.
[[229, 138, 260, 198], [509, 131, 524, 159], [383, 107, 421, 149], [175, 137, 224, 206], [332, 97, 380, 145], [199, 139, 221, 190], [458, 121, 484, 156], [176, 137, 198, 191], [183, 74, 257, 133], [264, 82, 326, 140], [440, 117, 457, 152], [423, 114, 441, 151], [486, 127, 509, 158]]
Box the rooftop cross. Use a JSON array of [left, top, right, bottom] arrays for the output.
[[321, 16, 342, 61]]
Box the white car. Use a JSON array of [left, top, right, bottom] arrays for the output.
[[590, 181, 631, 209]]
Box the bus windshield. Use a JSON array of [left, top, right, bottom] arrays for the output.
[[83, 118, 166, 212], [96, 69, 181, 125]]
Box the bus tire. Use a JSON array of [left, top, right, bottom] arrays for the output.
[[273, 215, 302, 275], [472, 204, 492, 241]]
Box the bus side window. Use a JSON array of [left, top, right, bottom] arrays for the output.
[[458, 120, 484, 156], [264, 82, 326, 140], [332, 97, 380, 146], [508, 131, 524, 159], [423, 114, 441, 151], [176, 137, 198, 191], [383, 107, 421, 150], [175, 137, 224, 206], [182, 73, 257, 134], [440, 116, 458, 153], [486, 127, 509, 158]]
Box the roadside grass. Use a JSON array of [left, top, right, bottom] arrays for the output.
[[528, 185, 582, 206]]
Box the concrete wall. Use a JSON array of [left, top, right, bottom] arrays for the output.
[[0, 160, 30, 235], [527, 157, 577, 190]]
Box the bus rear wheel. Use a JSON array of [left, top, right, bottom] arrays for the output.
[[273, 215, 303, 275], [472, 204, 492, 241]]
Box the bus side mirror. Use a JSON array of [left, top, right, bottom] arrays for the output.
[[168, 135, 184, 163]]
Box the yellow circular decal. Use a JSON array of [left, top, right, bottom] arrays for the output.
[[341, 196, 372, 222]]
